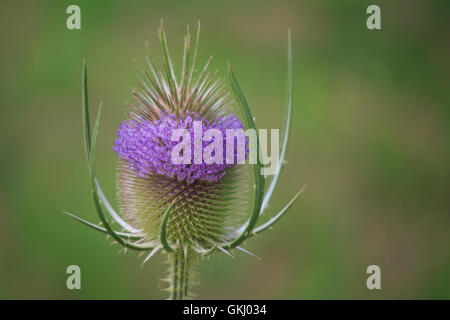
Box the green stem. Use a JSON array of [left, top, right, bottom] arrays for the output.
[[169, 248, 193, 300]]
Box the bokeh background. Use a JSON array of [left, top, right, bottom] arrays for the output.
[[0, 0, 449, 299]]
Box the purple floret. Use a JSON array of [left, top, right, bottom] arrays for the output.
[[113, 111, 248, 183]]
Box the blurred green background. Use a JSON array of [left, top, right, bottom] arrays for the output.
[[0, 0, 449, 299]]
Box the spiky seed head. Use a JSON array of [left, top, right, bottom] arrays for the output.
[[113, 23, 249, 251]]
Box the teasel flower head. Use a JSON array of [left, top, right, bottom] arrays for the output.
[[65, 21, 306, 300]]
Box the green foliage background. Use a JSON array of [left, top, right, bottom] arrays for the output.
[[0, 0, 449, 299]]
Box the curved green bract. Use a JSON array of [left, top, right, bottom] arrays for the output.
[[89, 105, 154, 251], [236, 246, 260, 259], [63, 210, 145, 240], [221, 66, 265, 250], [222, 31, 302, 249], [82, 61, 142, 234], [82, 61, 90, 162], [253, 185, 306, 236], [260, 29, 293, 214], [160, 201, 176, 253]]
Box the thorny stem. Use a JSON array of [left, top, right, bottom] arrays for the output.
[[169, 248, 193, 300]]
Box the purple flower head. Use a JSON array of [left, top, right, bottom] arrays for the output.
[[113, 111, 248, 183]]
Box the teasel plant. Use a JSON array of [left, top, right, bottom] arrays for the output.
[[64, 21, 306, 300]]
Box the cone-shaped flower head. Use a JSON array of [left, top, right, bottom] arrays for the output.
[[113, 23, 249, 251]]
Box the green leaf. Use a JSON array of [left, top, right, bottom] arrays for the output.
[[260, 29, 293, 214]]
